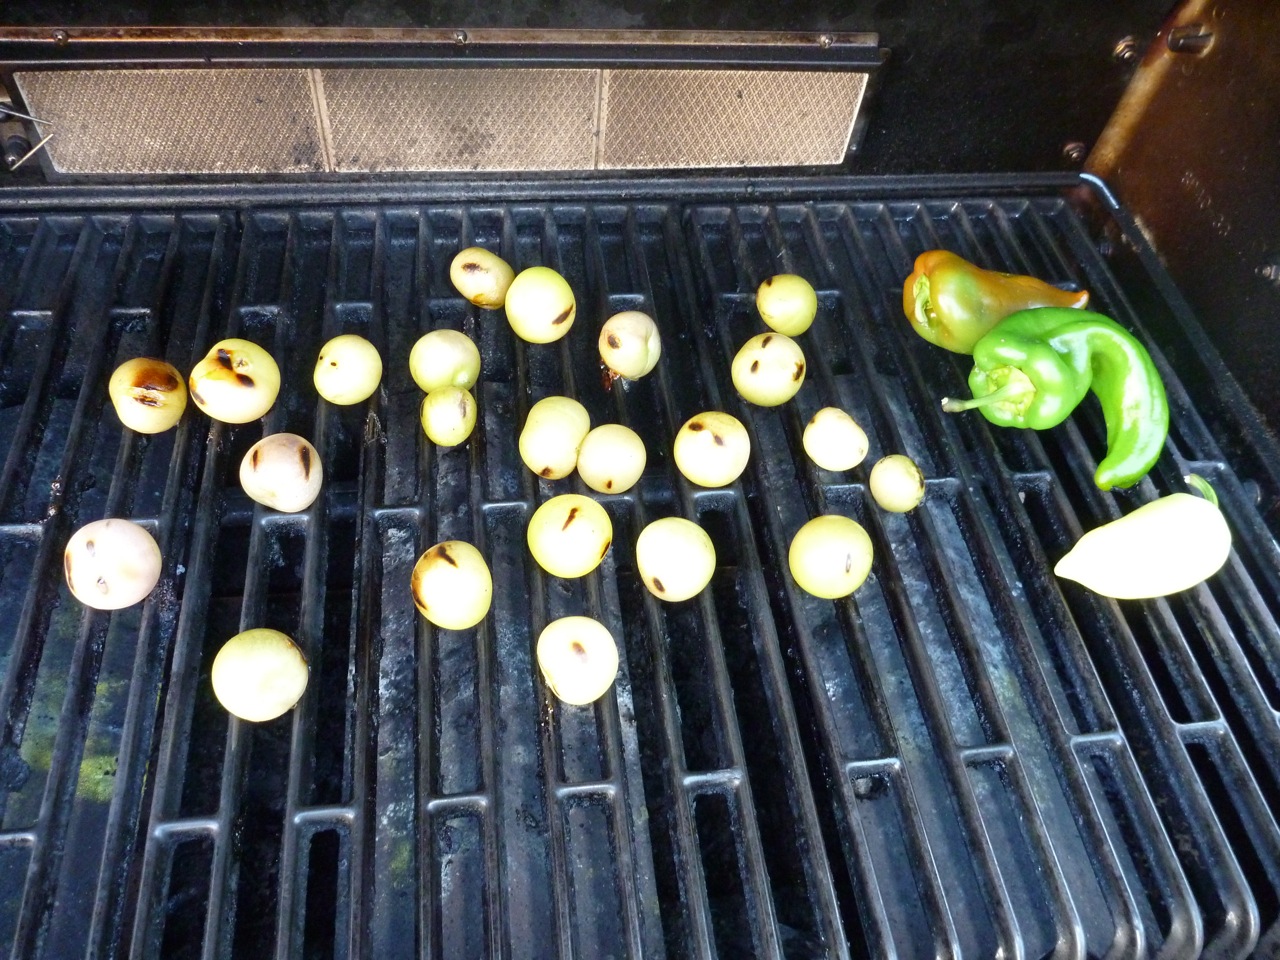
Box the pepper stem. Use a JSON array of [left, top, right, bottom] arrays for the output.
[[940, 381, 1031, 413], [912, 274, 935, 328], [1184, 474, 1220, 508]]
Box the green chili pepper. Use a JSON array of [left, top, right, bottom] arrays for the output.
[[941, 307, 1169, 490], [903, 250, 1089, 354]]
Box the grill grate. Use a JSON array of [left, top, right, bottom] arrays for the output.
[[0, 187, 1279, 959]]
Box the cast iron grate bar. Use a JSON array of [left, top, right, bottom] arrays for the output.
[[0, 185, 1279, 960], [611, 203, 844, 958], [880, 200, 1248, 955], [855, 203, 1203, 957]]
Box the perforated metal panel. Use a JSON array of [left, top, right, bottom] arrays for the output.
[[599, 69, 866, 169], [13, 69, 327, 175], [320, 68, 599, 172], [12, 65, 870, 175]]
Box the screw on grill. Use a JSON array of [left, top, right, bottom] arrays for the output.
[[1062, 141, 1087, 165], [4, 135, 30, 169], [1112, 35, 1139, 63]]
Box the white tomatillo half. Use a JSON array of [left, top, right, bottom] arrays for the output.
[[211, 628, 309, 722], [189, 338, 281, 424], [536, 616, 619, 706], [108, 357, 188, 433], [450, 247, 515, 309], [64, 518, 162, 610]]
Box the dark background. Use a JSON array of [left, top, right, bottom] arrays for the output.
[[2, 1, 1176, 175]]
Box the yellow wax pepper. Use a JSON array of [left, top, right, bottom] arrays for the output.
[[1054, 475, 1232, 599]]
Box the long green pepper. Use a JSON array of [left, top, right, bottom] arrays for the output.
[[942, 307, 1169, 490]]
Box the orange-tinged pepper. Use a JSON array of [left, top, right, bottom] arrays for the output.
[[903, 250, 1089, 354]]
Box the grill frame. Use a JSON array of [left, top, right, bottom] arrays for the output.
[[0, 175, 1279, 959]]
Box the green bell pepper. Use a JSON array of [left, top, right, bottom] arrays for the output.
[[941, 307, 1169, 490]]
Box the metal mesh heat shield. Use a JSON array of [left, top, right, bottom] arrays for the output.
[[320, 68, 599, 172], [599, 69, 866, 169], [13, 68, 327, 175], [12, 65, 869, 175]]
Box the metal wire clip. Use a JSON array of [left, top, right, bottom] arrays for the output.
[[1, 103, 55, 170]]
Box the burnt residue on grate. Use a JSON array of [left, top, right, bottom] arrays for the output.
[[0, 191, 1279, 959]]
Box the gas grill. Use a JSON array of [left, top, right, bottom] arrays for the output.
[[1, 7, 1280, 960]]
